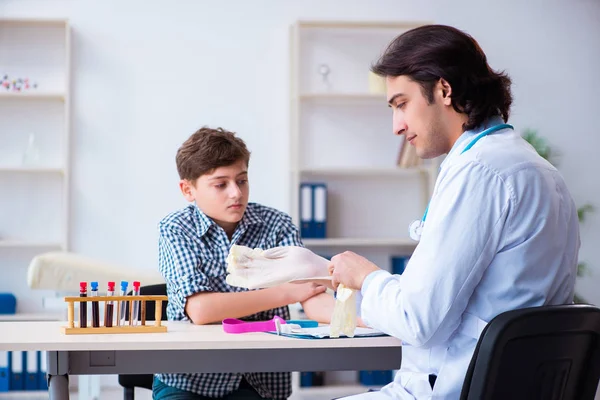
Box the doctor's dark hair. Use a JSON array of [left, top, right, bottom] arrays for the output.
[[176, 126, 251, 182], [371, 24, 512, 131]]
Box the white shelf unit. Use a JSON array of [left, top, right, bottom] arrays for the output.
[[0, 19, 71, 313], [0, 91, 66, 101], [302, 237, 417, 248], [0, 18, 71, 248], [0, 166, 65, 174], [0, 392, 51, 399], [289, 20, 431, 394], [290, 19, 436, 252], [299, 93, 386, 101], [0, 240, 64, 249], [0, 312, 62, 321]]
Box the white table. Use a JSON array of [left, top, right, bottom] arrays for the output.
[[0, 321, 402, 399]]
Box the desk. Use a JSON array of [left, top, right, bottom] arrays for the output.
[[0, 321, 402, 400]]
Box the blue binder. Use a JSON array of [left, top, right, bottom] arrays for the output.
[[0, 293, 16, 315], [8, 351, 23, 391], [0, 351, 8, 392], [299, 182, 328, 239], [300, 371, 324, 387], [359, 370, 393, 386], [24, 351, 39, 390], [311, 183, 327, 239], [299, 183, 314, 238], [38, 351, 47, 391], [391, 256, 408, 275], [300, 372, 314, 387]]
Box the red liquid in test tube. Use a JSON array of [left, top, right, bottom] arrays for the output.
[[91, 281, 100, 327], [131, 281, 141, 326], [104, 281, 115, 327], [79, 282, 87, 328]]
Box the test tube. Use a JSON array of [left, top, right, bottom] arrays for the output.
[[131, 281, 141, 326], [79, 282, 87, 328], [119, 281, 128, 326], [104, 281, 115, 327], [90, 281, 100, 328]]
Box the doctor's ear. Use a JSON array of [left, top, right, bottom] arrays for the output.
[[438, 78, 453, 106]]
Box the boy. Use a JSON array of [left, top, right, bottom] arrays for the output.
[[154, 127, 332, 400]]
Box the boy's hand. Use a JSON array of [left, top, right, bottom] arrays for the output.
[[279, 282, 327, 304], [226, 245, 331, 289]]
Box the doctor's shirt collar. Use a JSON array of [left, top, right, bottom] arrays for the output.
[[439, 115, 505, 170]]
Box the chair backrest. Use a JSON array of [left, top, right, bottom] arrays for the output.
[[124, 283, 168, 322], [460, 304, 600, 400], [118, 283, 168, 393], [139, 283, 168, 321]]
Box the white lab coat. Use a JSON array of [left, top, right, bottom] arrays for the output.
[[343, 119, 580, 399]]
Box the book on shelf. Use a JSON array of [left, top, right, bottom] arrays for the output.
[[299, 182, 327, 239]]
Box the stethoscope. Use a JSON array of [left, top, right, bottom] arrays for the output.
[[408, 123, 514, 241]]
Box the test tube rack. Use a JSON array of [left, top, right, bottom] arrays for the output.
[[61, 295, 168, 335]]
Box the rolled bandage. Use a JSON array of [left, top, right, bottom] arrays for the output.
[[330, 284, 357, 338], [225, 245, 264, 288], [226, 245, 261, 271], [226, 244, 242, 273]]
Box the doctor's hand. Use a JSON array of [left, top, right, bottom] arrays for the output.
[[329, 251, 381, 291], [225, 245, 331, 289]]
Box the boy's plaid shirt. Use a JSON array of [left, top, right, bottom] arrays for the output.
[[156, 202, 302, 399]]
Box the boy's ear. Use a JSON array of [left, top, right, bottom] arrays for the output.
[[179, 179, 196, 202]]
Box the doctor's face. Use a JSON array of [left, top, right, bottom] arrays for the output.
[[387, 75, 451, 159]]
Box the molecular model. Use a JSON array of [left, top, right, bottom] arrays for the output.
[[1, 74, 38, 92]]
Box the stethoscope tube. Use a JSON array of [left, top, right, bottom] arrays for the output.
[[409, 123, 514, 242]]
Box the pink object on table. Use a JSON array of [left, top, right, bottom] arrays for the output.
[[222, 316, 286, 334]]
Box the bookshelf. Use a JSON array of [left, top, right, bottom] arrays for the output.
[[299, 166, 428, 178], [290, 19, 438, 258], [0, 19, 71, 312], [0, 167, 65, 174], [289, 19, 434, 398], [0, 241, 64, 249], [0, 91, 65, 101], [302, 237, 417, 248], [299, 93, 385, 101]]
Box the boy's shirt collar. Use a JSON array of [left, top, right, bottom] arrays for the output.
[[194, 203, 264, 238], [237, 204, 264, 229], [194, 205, 214, 237]]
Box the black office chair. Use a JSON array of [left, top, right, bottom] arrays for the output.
[[118, 283, 168, 400], [460, 304, 600, 400]]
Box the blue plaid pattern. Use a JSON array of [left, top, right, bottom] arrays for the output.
[[156, 202, 302, 399]]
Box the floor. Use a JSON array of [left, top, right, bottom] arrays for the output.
[[0, 385, 371, 400], [0, 387, 152, 400], [2, 384, 599, 400]]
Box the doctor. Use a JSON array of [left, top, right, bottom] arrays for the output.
[[327, 24, 580, 399], [225, 24, 580, 399]]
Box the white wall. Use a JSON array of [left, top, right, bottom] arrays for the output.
[[2, 0, 599, 301]]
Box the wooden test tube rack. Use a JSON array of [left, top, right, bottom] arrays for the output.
[[61, 295, 168, 335]]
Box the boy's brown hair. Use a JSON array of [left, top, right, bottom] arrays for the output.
[[176, 127, 251, 182]]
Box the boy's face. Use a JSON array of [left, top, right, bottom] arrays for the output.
[[180, 159, 249, 230]]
